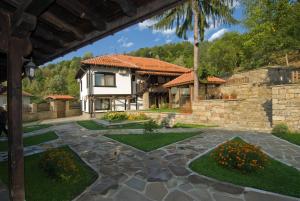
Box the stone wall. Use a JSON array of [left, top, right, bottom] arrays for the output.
[[272, 84, 300, 131], [192, 100, 272, 131]]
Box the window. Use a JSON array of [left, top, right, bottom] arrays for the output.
[[94, 72, 116, 87], [95, 98, 111, 110], [83, 101, 86, 111], [86, 73, 89, 88], [80, 80, 82, 91]]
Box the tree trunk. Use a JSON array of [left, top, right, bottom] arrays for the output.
[[192, 0, 199, 101], [285, 53, 289, 66]]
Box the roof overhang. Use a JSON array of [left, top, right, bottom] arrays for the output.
[[0, 0, 186, 82]]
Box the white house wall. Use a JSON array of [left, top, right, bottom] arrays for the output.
[[91, 66, 132, 95]]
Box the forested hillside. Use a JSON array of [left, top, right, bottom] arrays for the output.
[[22, 0, 300, 100]]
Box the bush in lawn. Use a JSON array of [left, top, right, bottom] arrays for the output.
[[144, 119, 160, 134], [127, 113, 148, 121], [40, 149, 79, 182], [150, 104, 157, 110], [211, 140, 268, 173], [103, 112, 128, 121], [272, 123, 289, 135]]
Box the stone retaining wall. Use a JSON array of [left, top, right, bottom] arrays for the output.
[[272, 84, 300, 131]]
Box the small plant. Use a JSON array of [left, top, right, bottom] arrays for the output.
[[211, 139, 268, 173], [272, 123, 289, 135], [127, 113, 148, 121], [144, 119, 160, 134], [103, 112, 128, 121], [40, 149, 79, 182], [150, 104, 157, 110], [160, 118, 170, 128], [160, 103, 168, 109]]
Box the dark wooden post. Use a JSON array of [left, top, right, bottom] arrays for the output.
[[7, 37, 26, 201], [168, 88, 172, 109]]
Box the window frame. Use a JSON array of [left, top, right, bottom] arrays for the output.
[[94, 72, 116, 87], [94, 98, 111, 110]]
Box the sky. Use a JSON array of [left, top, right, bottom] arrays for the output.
[[49, 2, 246, 64]]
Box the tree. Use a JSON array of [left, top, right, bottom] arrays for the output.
[[83, 52, 94, 60], [242, 0, 300, 67], [152, 0, 236, 100]]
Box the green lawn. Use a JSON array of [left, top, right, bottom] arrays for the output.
[[23, 124, 52, 133], [105, 132, 199, 152], [0, 131, 58, 152], [189, 138, 300, 198], [0, 147, 97, 201], [77, 120, 105, 130], [77, 120, 162, 130], [272, 132, 300, 146], [173, 123, 216, 128]]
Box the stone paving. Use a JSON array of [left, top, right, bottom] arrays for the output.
[[52, 123, 300, 201], [1, 123, 300, 201]]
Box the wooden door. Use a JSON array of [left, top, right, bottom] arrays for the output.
[[56, 100, 66, 118]]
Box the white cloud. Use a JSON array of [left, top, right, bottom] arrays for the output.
[[154, 38, 160, 42], [152, 28, 176, 36], [138, 19, 157, 30], [123, 42, 134, 47], [208, 28, 229, 41], [117, 36, 134, 48], [165, 39, 172, 43]]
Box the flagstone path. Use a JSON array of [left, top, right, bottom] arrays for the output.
[[1, 122, 300, 201]]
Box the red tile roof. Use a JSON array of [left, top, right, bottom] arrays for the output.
[[81, 55, 190, 73], [136, 71, 181, 76], [164, 71, 226, 88], [45, 95, 74, 100]]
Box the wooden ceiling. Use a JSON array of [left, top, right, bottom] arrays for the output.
[[0, 0, 185, 82]]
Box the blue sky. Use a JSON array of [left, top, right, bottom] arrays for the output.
[[50, 2, 246, 64]]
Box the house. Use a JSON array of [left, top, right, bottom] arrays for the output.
[[164, 71, 226, 109], [75, 54, 190, 115], [0, 90, 32, 109]]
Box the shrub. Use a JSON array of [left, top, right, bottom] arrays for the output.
[[144, 119, 160, 134], [103, 112, 128, 121], [40, 149, 79, 182], [272, 123, 289, 135], [160, 103, 168, 109], [127, 113, 148, 121], [150, 104, 157, 110], [211, 139, 268, 173]]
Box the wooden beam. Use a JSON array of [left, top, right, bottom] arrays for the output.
[[11, 0, 32, 34], [41, 11, 84, 40], [26, 0, 55, 16], [12, 13, 37, 38], [38, 0, 185, 65], [111, 0, 137, 17], [56, 0, 106, 31], [7, 36, 31, 201]]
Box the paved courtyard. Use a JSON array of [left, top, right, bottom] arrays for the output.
[[1, 123, 300, 201]]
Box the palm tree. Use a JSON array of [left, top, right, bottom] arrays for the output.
[[152, 0, 237, 100]]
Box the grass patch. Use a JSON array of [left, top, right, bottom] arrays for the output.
[[77, 120, 162, 130], [0, 131, 58, 152], [189, 138, 300, 198], [105, 132, 199, 152], [77, 120, 105, 130], [272, 132, 300, 146], [173, 123, 216, 128], [23, 124, 52, 133], [0, 146, 97, 201]]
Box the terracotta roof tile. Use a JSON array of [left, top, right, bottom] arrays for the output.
[[81, 54, 190, 73], [136, 71, 181, 76], [164, 71, 226, 88], [45, 95, 74, 100]]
